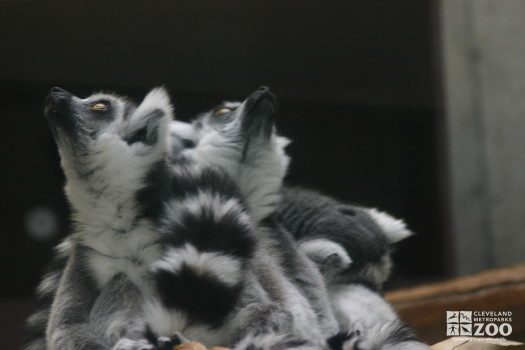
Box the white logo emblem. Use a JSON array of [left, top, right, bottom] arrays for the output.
[[446, 311, 513, 338]]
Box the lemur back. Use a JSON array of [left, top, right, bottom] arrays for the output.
[[276, 187, 413, 290]]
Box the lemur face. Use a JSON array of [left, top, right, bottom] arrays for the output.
[[195, 86, 277, 141], [45, 87, 172, 177], [169, 86, 287, 168]]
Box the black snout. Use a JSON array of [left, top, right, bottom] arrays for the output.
[[45, 87, 74, 119], [244, 86, 276, 114], [241, 86, 277, 138], [44, 87, 81, 140], [51, 87, 67, 94], [46, 87, 71, 106]]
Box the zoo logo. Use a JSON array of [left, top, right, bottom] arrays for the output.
[[446, 311, 513, 337]]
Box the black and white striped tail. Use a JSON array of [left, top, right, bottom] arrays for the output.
[[151, 167, 257, 326]]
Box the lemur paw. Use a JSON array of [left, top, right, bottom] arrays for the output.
[[232, 302, 294, 335], [299, 239, 352, 273], [150, 332, 190, 350], [327, 331, 360, 350]]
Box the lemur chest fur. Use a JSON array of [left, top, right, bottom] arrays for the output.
[[80, 223, 162, 291]]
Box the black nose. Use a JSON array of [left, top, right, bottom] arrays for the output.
[[49, 87, 70, 99], [51, 87, 66, 94], [45, 87, 74, 120], [240, 86, 276, 139], [246, 86, 275, 110], [46, 87, 71, 105]]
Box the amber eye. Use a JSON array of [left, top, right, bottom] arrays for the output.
[[91, 102, 108, 110], [214, 107, 233, 116]]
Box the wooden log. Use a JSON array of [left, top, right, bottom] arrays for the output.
[[386, 263, 525, 344]]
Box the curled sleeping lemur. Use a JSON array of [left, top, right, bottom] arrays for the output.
[[33, 86, 337, 350]]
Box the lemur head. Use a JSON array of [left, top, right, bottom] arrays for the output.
[[169, 86, 290, 222], [195, 86, 276, 139], [170, 86, 289, 164], [45, 87, 172, 205]]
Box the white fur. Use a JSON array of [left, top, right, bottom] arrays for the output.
[[144, 299, 229, 347], [26, 310, 48, 329], [170, 121, 198, 144], [23, 341, 42, 350], [46, 88, 188, 350], [329, 284, 397, 349], [82, 223, 161, 291], [193, 130, 289, 223], [328, 284, 429, 350], [366, 208, 413, 243], [60, 88, 173, 291], [360, 254, 393, 288], [238, 135, 290, 223], [234, 332, 291, 350], [162, 190, 253, 229], [299, 238, 352, 270], [65, 131, 167, 225], [112, 338, 154, 350], [123, 87, 173, 142], [36, 272, 62, 296], [151, 244, 242, 287], [55, 237, 72, 257]]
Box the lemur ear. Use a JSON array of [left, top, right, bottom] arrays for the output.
[[128, 87, 173, 145], [140, 87, 173, 115], [135, 87, 173, 122], [366, 208, 414, 244]]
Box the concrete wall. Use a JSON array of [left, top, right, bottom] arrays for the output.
[[442, 0, 525, 275]]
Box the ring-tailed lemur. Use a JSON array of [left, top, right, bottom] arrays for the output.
[[144, 86, 337, 350], [42, 86, 175, 350]]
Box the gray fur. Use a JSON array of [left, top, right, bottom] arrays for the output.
[[145, 87, 337, 349], [277, 187, 407, 290], [168, 105, 427, 349], [329, 284, 429, 350], [44, 87, 173, 350], [277, 188, 428, 349], [22, 239, 72, 350], [25, 86, 426, 350]]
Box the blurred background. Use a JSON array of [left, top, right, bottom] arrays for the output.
[[1, 0, 524, 347]]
